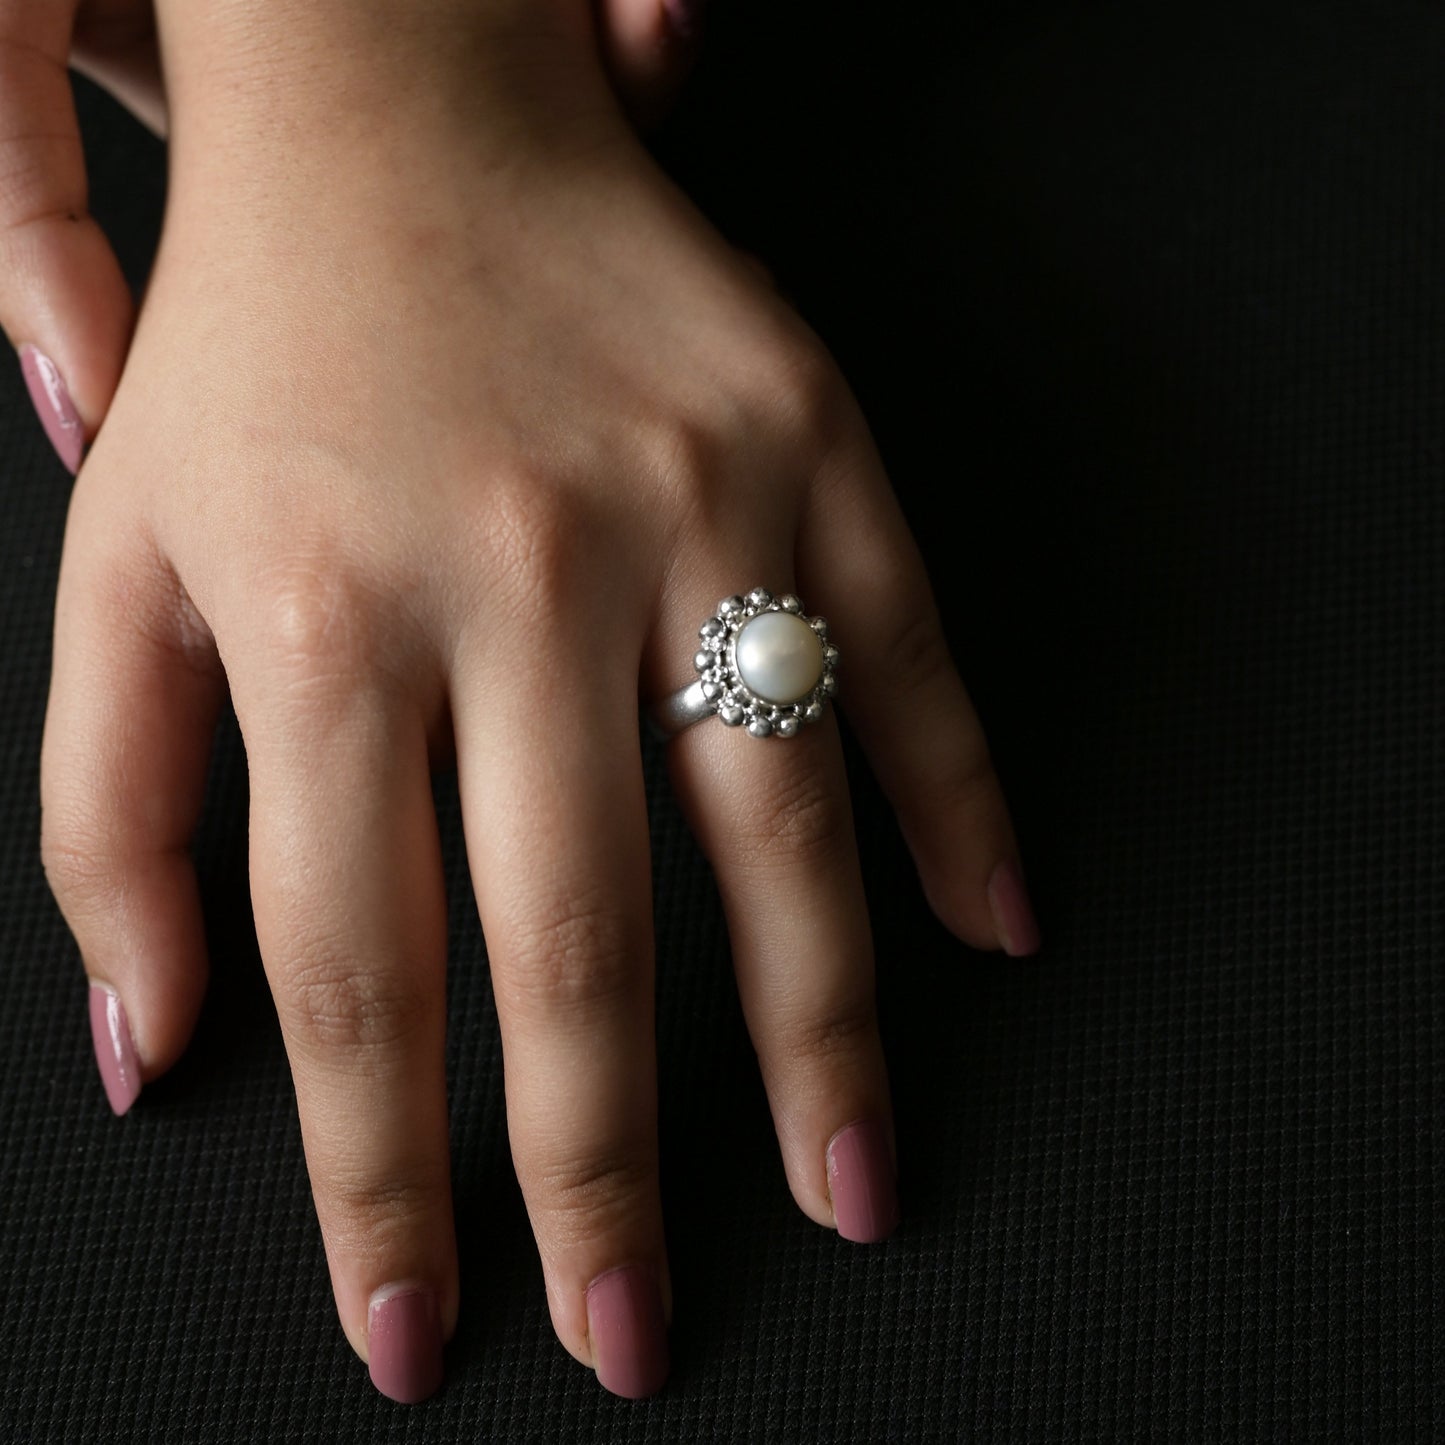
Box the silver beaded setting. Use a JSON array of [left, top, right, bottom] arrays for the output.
[[692, 588, 839, 739]]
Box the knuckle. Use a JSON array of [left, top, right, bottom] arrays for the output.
[[642, 412, 772, 548], [776, 990, 879, 1071], [39, 813, 121, 914], [0, 65, 81, 235], [277, 948, 432, 1057], [473, 470, 590, 624], [863, 578, 1001, 809], [495, 890, 644, 1022], [0, 151, 58, 234], [925, 744, 1000, 818], [640, 412, 717, 511], [322, 1158, 451, 1250], [753, 333, 851, 457], [878, 592, 956, 697], [736, 767, 850, 872], [635, 336, 851, 531], [254, 558, 388, 697], [0, 154, 76, 244], [524, 1146, 657, 1248]]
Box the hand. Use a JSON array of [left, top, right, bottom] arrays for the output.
[[0, 0, 698, 475], [40, 6, 1038, 1403]]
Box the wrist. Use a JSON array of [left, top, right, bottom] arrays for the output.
[[154, 0, 619, 178]]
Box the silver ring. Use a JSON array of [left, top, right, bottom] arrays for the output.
[[650, 587, 839, 740]]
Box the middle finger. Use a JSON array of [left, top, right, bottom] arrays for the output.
[[452, 618, 670, 1400]]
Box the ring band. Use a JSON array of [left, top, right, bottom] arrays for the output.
[[651, 587, 839, 740]]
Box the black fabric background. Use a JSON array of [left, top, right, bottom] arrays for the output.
[[2, 2, 1442, 1439]]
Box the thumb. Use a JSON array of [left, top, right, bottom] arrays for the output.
[[0, 5, 135, 474]]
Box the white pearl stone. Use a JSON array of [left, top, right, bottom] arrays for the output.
[[734, 611, 824, 706]]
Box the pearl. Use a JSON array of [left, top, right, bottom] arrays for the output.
[[734, 610, 825, 706]]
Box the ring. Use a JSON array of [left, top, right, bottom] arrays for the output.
[[651, 587, 840, 739]]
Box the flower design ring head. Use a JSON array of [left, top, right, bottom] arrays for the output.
[[653, 588, 840, 740]]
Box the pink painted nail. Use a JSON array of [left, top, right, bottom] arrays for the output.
[[88, 983, 141, 1115], [987, 859, 1042, 957], [18, 345, 84, 474], [827, 1119, 900, 1244], [586, 1265, 669, 1399], [368, 1286, 443, 1404]]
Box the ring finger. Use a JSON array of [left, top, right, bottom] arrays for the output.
[[658, 578, 899, 1244]]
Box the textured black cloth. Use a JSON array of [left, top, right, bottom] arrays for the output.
[[2, 3, 1442, 1440]]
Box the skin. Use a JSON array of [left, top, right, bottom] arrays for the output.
[[11, 0, 1031, 1398], [0, 0, 692, 433]]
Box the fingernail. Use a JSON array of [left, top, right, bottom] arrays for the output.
[[18, 345, 84, 474], [88, 983, 140, 1116], [987, 859, 1041, 957], [368, 1285, 443, 1404], [826, 1119, 900, 1243], [586, 1265, 669, 1399], [663, 0, 707, 42]]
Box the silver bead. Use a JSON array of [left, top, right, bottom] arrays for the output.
[[701, 679, 722, 702], [700, 617, 726, 639], [779, 594, 802, 613], [775, 715, 801, 738], [694, 650, 713, 672], [747, 717, 773, 738], [719, 704, 745, 727], [718, 595, 745, 618], [823, 644, 840, 667], [802, 701, 824, 723], [747, 587, 773, 610], [821, 674, 838, 697], [810, 616, 829, 637]]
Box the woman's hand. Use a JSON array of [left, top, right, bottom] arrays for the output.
[[39, 1, 1038, 1403], [0, 0, 698, 477]]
